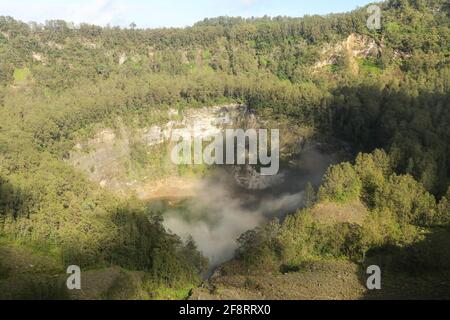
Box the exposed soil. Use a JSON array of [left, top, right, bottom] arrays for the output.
[[136, 177, 203, 201], [190, 258, 450, 300], [190, 260, 366, 300]]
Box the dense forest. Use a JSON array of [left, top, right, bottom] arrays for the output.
[[0, 0, 449, 299]]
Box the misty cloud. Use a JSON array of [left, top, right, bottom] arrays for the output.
[[162, 145, 338, 269]]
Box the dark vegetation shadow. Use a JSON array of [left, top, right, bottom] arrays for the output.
[[0, 190, 207, 300], [0, 175, 32, 220], [327, 84, 449, 197], [328, 84, 450, 300], [358, 227, 450, 300]]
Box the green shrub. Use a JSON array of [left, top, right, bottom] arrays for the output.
[[238, 210, 367, 271], [374, 174, 437, 226], [109, 207, 207, 286], [236, 221, 282, 272], [318, 162, 362, 203], [354, 149, 392, 208], [364, 208, 420, 245], [13, 67, 30, 83]]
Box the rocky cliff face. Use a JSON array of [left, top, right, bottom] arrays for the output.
[[68, 103, 310, 199], [68, 104, 253, 197], [313, 33, 381, 72], [141, 104, 254, 146]]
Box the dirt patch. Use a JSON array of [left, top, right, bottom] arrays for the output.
[[136, 177, 203, 201], [190, 260, 366, 300]]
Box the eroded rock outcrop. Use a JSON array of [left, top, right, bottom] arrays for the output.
[[68, 104, 252, 197], [314, 33, 381, 71]]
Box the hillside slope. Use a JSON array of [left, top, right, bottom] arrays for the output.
[[0, 0, 449, 299]]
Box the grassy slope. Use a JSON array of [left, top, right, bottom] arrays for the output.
[[0, 240, 194, 300]]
